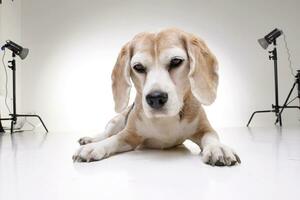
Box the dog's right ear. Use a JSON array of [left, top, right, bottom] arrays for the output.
[[111, 42, 132, 113]]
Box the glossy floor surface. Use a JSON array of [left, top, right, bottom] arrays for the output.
[[1, 127, 300, 200]]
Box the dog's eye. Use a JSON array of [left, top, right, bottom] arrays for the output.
[[133, 63, 146, 73], [169, 58, 184, 70]]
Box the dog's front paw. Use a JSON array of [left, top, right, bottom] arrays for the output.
[[78, 137, 94, 145], [72, 143, 106, 162], [202, 144, 241, 166]]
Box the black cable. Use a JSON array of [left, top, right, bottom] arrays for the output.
[[283, 33, 296, 77]]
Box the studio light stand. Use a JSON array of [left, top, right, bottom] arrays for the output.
[[247, 28, 300, 126], [0, 41, 48, 133], [247, 39, 283, 126]]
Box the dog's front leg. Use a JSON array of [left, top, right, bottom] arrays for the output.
[[78, 111, 128, 145], [73, 130, 142, 162], [191, 131, 241, 166]]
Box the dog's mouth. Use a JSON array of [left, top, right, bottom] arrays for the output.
[[144, 106, 181, 119], [149, 109, 168, 117]]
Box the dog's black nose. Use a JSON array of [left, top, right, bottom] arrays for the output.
[[146, 91, 168, 109]]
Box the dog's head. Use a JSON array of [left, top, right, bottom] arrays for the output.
[[111, 28, 218, 118]]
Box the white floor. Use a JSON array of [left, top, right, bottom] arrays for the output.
[[0, 126, 300, 200]]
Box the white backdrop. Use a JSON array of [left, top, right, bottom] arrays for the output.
[[1, 0, 300, 132], [0, 0, 22, 122]]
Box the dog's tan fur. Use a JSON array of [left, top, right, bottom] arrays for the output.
[[73, 28, 240, 166]]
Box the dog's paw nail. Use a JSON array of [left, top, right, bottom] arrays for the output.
[[78, 137, 93, 145], [73, 156, 78, 162], [215, 156, 225, 166], [230, 160, 237, 166], [87, 157, 95, 162], [234, 154, 241, 164], [73, 155, 81, 162]]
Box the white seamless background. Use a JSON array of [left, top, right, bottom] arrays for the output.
[[1, 0, 300, 132]]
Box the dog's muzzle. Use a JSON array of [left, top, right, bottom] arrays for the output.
[[146, 91, 168, 109]]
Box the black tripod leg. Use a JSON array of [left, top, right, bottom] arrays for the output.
[[278, 115, 282, 126], [275, 82, 297, 125], [247, 110, 274, 127], [34, 115, 48, 133], [276, 111, 282, 126], [16, 114, 48, 133], [10, 120, 14, 134], [0, 120, 4, 133]]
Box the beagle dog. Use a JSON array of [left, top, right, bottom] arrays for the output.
[[73, 28, 241, 166]]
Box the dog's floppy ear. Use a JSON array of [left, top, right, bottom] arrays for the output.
[[183, 33, 219, 105], [111, 42, 132, 113]]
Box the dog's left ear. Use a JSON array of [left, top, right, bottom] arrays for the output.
[[183, 33, 219, 105], [111, 42, 132, 113]]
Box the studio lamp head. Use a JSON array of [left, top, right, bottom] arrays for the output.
[[258, 28, 283, 49], [1, 40, 29, 59]]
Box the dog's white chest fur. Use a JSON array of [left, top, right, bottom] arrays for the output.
[[136, 116, 199, 149]]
